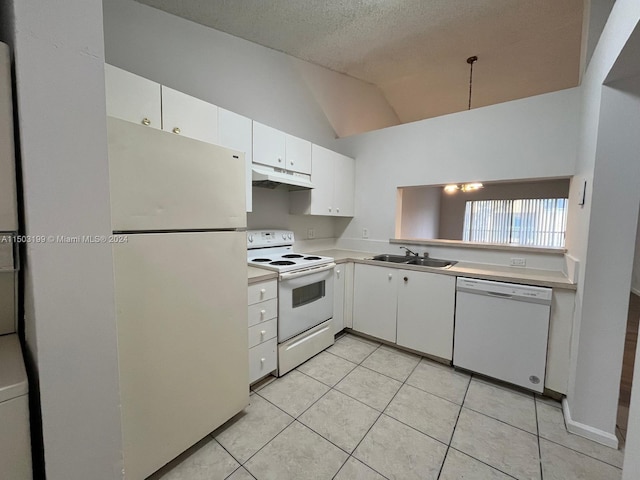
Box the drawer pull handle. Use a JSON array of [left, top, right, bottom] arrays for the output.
[[260, 357, 266, 364], [141, 117, 151, 126], [260, 288, 266, 294], [388, 273, 393, 279], [260, 309, 266, 317], [260, 330, 266, 336]]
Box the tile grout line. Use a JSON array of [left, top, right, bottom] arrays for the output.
[[436, 372, 471, 479], [534, 435, 624, 471], [333, 346, 423, 480], [534, 399, 624, 470], [535, 392, 544, 480], [329, 335, 392, 480], [461, 403, 539, 437], [441, 378, 542, 480]]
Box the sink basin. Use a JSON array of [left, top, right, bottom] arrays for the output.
[[370, 254, 457, 268], [407, 257, 457, 268], [371, 254, 413, 263]]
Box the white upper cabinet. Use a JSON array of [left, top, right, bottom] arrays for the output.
[[284, 134, 312, 175], [105, 64, 161, 130], [333, 151, 355, 217], [290, 144, 355, 217], [218, 108, 253, 212], [253, 121, 286, 169], [161, 86, 218, 144], [253, 122, 311, 175]]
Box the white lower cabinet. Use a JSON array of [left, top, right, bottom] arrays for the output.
[[352, 264, 455, 360], [333, 265, 346, 335], [353, 264, 398, 343], [396, 270, 455, 361], [248, 280, 278, 384]]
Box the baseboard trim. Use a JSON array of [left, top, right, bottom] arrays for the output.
[[562, 398, 619, 449], [631, 286, 640, 297]]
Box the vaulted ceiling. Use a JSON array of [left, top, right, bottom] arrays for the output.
[[135, 0, 583, 125]]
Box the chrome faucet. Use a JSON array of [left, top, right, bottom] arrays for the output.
[[400, 246, 419, 257]]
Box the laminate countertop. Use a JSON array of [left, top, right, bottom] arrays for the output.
[[308, 249, 576, 290], [247, 266, 277, 285]]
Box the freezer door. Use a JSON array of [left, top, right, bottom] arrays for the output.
[[108, 116, 246, 231], [113, 231, 248, 480]]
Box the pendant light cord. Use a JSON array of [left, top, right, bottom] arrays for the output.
[[467, 56, 478, 110]]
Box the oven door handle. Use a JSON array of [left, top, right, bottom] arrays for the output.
[[279, 262, 336, 280]]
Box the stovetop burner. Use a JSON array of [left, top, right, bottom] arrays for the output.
[[247, 229, 334, 273]]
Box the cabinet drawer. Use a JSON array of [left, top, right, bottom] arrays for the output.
[[248, 280, 277, 305], [248, 298, 277, 327], [248, 318, 277, 348], [249, 338, 277, 384]]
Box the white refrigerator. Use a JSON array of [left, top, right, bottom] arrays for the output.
[[107, 117, 248, 479]]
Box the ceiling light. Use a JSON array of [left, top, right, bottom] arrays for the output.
[[444, 184, 459, 193], [461, 182, 483, 192]]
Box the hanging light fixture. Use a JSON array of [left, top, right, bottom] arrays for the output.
[[467, 55, 478, 110], [444, 57, 482, 195]]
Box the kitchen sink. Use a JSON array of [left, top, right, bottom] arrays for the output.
[[370, 254, 457, 268], [371, 254, 414, 263], [407, 257, 457, 268]]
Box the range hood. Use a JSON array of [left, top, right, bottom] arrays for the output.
[[252, 165, 313, 191]]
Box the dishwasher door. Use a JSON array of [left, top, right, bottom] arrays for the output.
[[454, 277, 552, 393]]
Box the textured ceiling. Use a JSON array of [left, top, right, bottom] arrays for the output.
[[134, 0, 583, 126]]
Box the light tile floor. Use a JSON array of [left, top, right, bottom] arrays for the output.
[[152, 333, 625, 480]]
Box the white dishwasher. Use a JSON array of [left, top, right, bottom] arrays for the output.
[[454, 277, 552, 393]]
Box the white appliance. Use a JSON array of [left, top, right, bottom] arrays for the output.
[[0, 41, 32, 479], [454, 277, 552, 393], [108, 116, 248, 480], [247, 230, 335, 375]]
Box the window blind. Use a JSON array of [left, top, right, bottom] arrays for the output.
[[462, 198, 568, 247]]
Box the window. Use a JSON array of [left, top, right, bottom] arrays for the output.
[[462, 198, 568, 247]]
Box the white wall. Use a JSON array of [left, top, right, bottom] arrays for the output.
[[335, 87, 580, 266], [567, 79, 640, 439], [248, 188, 335, 240], [563, 0, 640, 447], [2, 0, 123, 478], [397, 186, 441, 239]]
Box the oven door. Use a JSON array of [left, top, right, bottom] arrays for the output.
[[278, 263, 335, 342]]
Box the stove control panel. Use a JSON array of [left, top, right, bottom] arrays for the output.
[[247, 230, 294, 248]]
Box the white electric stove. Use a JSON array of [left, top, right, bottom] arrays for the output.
[[247, 230, 335, 375]]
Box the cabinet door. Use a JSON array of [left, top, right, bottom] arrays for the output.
[[397, 270, 455, 360], [253, 121, 286, 169], [161, 86, 218, 144], [333, 152, 355, 217], [105, 64, 161, 129], [218, 108, 253, 212], [333, 265, 346, 335], [285, 134, 312, 174], [309, 144, 335, 215], [353, 264, 397, 342]]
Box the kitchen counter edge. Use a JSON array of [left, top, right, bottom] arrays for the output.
[[248, 266, 278, 285], [309, 249, 577, 291]]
